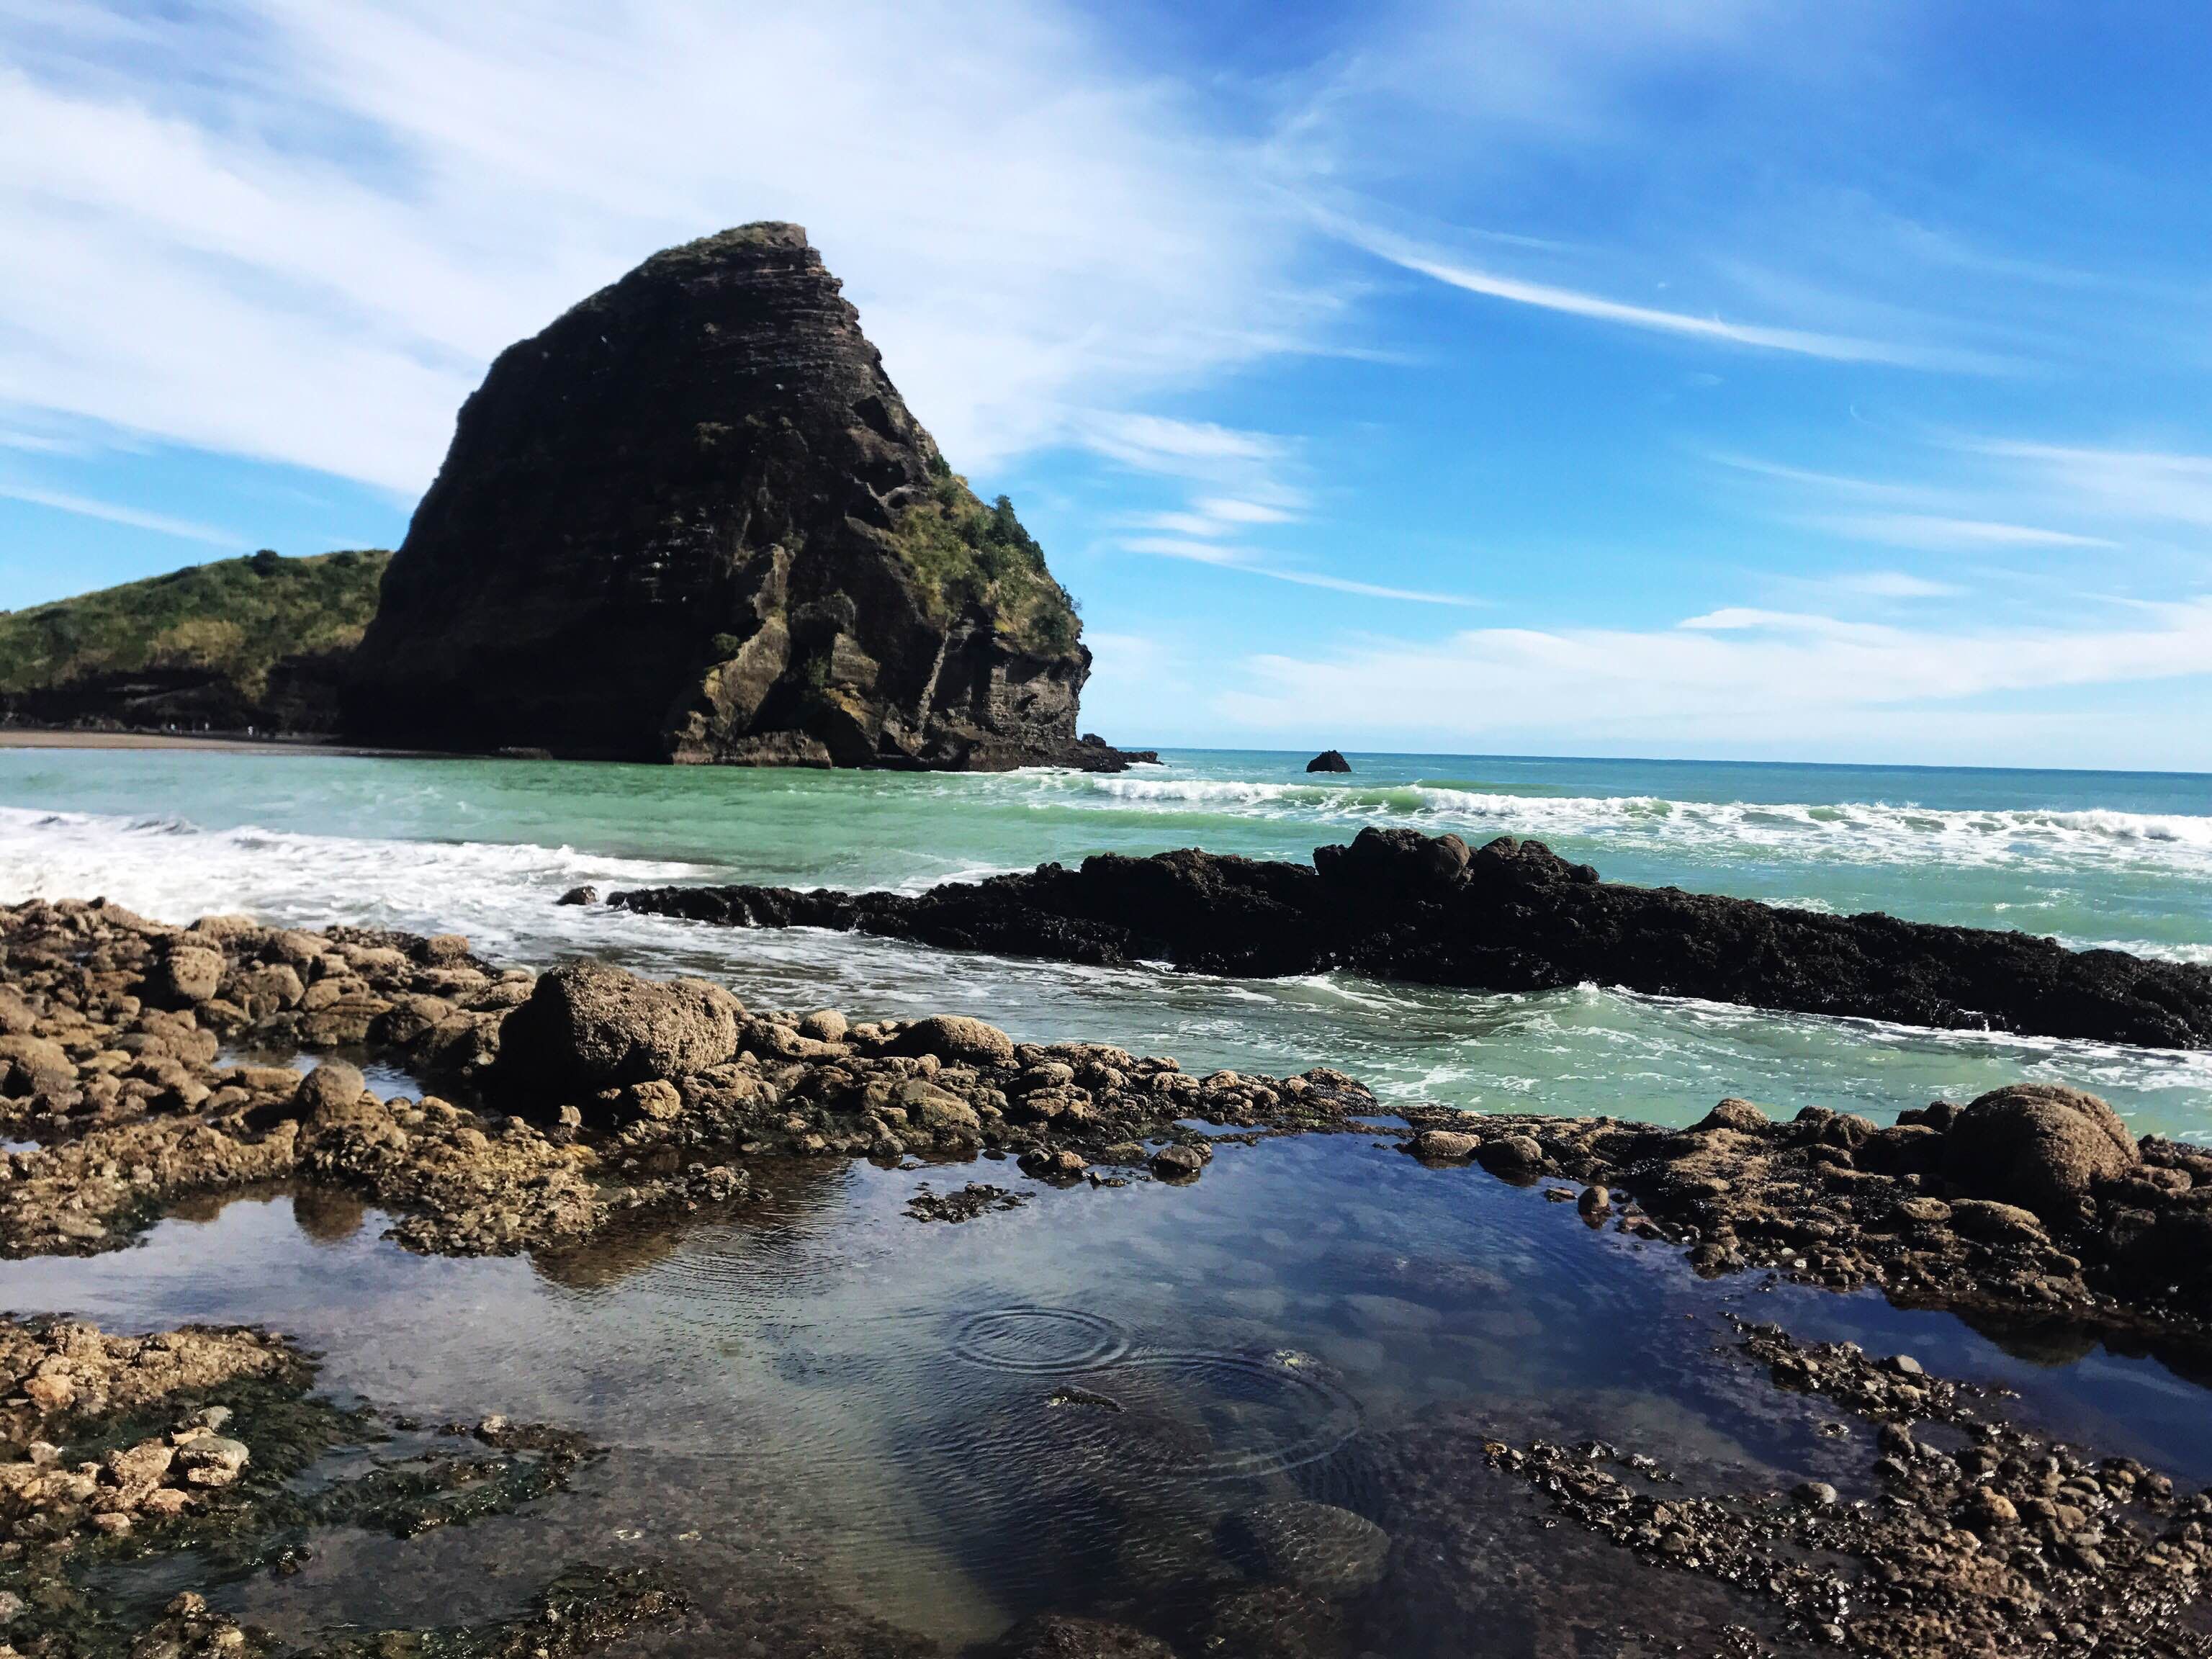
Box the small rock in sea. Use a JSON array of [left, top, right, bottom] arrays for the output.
[[1019, 1147, 1089, 1180], [1577, 1184, 1611, 1216], [557, 885, 598, 906], [1150, 1143, 1209, 1181], [177, 1436, 250, 1487], [1305, 749, 1352, 774], [1793, 1480, 1839, 1510], [1888, 1354, 1925, 1377], [1475, 1134, 1547, 1182], [1411, 1128, 1478, 1162]]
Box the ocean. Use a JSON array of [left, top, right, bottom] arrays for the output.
[[3, 745, 2208, 1140]]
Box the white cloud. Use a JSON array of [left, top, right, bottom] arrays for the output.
[[1079, 414, 1290, 476], [1820, 513, 2118, 552], [1969, 441, 2212, 531], [0, 1, 1332, 493], [1215, 599, 2212, 754], [1339, 222, 1979, 369], [1822, 570, 1964, 600], [1122, 534, 1477, 606], [0, 482, 243, 548]]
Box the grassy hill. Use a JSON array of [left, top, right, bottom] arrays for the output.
[[0, 549, 391, 733]]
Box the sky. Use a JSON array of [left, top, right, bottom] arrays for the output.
[[4, 1, 2212, 768]]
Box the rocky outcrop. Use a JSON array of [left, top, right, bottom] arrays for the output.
[[346, 223, 1143, 771], [608, 827, 2212, 1050], [1304, 750, 1350, 773]]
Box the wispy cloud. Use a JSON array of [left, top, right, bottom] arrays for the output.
[[1967, 441, 2212, 531], [1123, 535, 1478, 606], [0, 482, 241, 548], [1821, 570, 1964, 600], [0, 1, 1334, 493], [1339, 223, 1984, 369], [1817, 513, 2118, 552], [1079, 415, 1289, 476]]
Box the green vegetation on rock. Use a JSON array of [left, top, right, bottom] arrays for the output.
[[0, 549, 390, 701], [890, 462, 1082, 653]]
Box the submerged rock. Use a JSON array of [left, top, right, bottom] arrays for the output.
[[1218, 1499, 1391, 1598], [979, 1614, 1177, 1658], [345, 222, 1145, 773]]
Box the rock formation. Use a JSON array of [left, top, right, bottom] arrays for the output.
[[1305, 750, 1351, 773], [608, 827, 2212, 1050], [346, 223, 1143, 770]]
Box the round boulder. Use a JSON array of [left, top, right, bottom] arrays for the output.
[[150, 946, 225, 1006], [1941, 1084, 2136, 1217], [495, 960, 743, 1100], [1695, 1097, 1769, 1134], [893, 1015, 1016, 1068], [294, 1061, 369, 1127], [1218, 1499, 1391, 1598]]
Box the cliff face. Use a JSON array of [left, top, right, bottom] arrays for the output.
[[347, 223, 1135, 770]]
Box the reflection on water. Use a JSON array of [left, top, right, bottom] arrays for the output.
[[4, 1140, 2207, 1655]]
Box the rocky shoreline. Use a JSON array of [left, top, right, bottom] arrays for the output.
[[4, 893, 2209, 1349], [607, 827, 2212, 1050], [6, 893, 2212, 1654]]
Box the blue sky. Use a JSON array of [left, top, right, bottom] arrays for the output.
[[4, 1, 2212, 767]]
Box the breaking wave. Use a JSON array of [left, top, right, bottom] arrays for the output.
[[1042, 775, 2212, 876]]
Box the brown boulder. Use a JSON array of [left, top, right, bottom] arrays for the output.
[[893, 1015, 1016, 1067], [295, 1061, 369, 1126], [1942, 1084, 2136, 1217], [495, 960, 742, 1100], [149, 945, 224, 1006]]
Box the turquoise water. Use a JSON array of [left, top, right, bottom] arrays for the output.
[[3, 745, 2210, 1138]]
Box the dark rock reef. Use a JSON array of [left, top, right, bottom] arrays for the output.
[[1304, 750, 1350, 773], [611, 827, 2212, 1049], [346, 222, 1142, 771]]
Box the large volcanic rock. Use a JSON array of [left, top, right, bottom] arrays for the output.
[[346, 223, 1141, 770]]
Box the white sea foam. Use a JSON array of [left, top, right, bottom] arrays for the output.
[[1043, 775, 2212, 877], [0, 805, 706, 959]]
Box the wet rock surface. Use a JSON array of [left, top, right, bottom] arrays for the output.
[[609, 827, 2212, 1049], [0, 898, 1374, 1262], [0, 1310, 665, 1659], [12, 893, 2212, 1656], [1473, 1322, 2212, 1656], [1395, 1087, 2212, 1346]]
